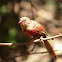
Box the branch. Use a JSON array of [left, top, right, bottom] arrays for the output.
[[31, 2, 38, 11], [0, 43, 26, 46], [34, 33, 62, 43], [6, 50, 58, 61], [30, 0, 34, 20], [0, 33, 62, 46]]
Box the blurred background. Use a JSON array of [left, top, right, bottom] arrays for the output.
[[0, 0, 62, 62]]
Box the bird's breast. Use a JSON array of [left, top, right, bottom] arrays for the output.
[[23, 29, 41, 38]]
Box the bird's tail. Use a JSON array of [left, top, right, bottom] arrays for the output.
[[43, 40, 57, 59]]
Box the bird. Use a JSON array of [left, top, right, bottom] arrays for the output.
[[19, 17, 57, 59]]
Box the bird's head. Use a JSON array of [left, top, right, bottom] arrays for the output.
[[19, 17, 31, 25]]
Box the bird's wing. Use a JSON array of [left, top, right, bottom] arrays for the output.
[[31, 20, 47, 35]]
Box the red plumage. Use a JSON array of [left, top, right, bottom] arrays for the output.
[[23, 29, 40, 37]]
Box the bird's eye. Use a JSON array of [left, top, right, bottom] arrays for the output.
[[24, 20, 26, 21]]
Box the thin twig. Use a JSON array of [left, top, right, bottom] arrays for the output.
[[0, 33, 62, 46], [5, 51, 49, 61], [6, 50, 58, 60], [0, 43, 26, 46], [41, 33, 62, 40], [34, 33, 62, 43], [31, 2, 38, 11], [30, 0, 34, 20]]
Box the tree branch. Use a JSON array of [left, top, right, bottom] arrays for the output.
[[34, 33, 62, 43], [0, 43, 26, 46], [6, 50, 58, 61], [0, 33, 62, 46], [30, 0, 34, 20]]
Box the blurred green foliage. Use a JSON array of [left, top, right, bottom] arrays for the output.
[[8, 28, 17, 37], [1, 5, 7, 14]]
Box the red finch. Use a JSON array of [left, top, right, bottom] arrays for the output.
[[19, 17, 57, 59]]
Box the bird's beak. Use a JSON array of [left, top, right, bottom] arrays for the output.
[[18, 20, 23, 24]]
